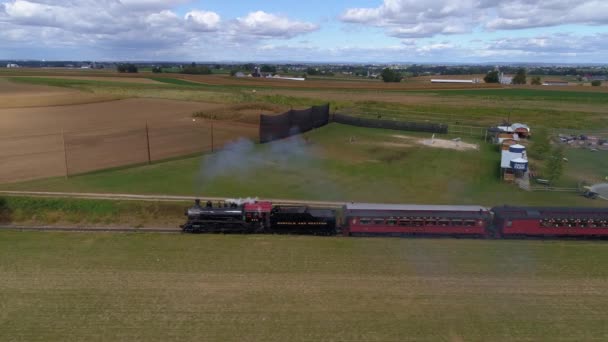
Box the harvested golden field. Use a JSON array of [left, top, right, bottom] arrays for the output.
[[0, 77, 119, 108], [18, 75, 164, 84], [0, 97, 221, 135]]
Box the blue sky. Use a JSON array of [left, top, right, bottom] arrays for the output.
[[1, 0, 608, 63]]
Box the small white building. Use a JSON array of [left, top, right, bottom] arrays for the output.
[[500, 144, 528, 181], [6, 63, 19, 68], [542, 81, 569, 86], [431, 79, 480, 84]]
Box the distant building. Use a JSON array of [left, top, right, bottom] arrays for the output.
[[251, 66, 262, 78], [499, 72, 512, 85], [234, 72, 246, 78], [6, 63, 19, 68], [542, 81, 569, 86], [431, 79, 480, 84]]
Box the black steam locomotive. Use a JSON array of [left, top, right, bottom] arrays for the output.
[[181, 199, 336, 235]]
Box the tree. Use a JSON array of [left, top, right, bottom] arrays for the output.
[[531, 76, 542, 85], [512, 68, 527, 84], [484, 70, 499, 83], [117, 63, 138, 73], [380, 68, 401, 83], [591, 80, 602, 86], [529, 128, 551, 160], [181, 64, 211, 75], [306, 67, 319, 76], [152, 66, 162, 73], [260, 65, 276, 73], [544, 146, 564, 185]]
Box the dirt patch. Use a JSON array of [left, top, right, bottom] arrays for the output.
[[392, 133, 479, 151], [19, 76, 163, 84], [419, 137, 479, 151]]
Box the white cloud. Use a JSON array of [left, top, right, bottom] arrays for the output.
[[0, 0, 318, 59], [342, 0, 608, 38], [232, 11, 318, 39], [185, 10, 220, 31], [486, 0, 608, 30], [342, 0, 476, 38]]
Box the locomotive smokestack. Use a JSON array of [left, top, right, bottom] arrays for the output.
[[194, 199, 201, 207]]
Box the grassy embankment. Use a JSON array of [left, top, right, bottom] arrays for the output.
[[0, 196, 185, 227], [2, 123, 603, 207], [1, 231, 608, 341]]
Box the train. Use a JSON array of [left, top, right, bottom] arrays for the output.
[[181, 199, 608, 238]]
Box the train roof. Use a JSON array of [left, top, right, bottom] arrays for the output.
[[492, 206, 608, 219], [345, 203, 488, 212]]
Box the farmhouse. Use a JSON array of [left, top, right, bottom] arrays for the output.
[[492, 122, 531, 140], [499, 72, 513, 85]]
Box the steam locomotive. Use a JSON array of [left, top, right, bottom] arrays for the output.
[[181, 199, 336, 235], [182, 199, 608, 238]]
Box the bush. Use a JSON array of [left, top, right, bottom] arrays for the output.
[[544, 146, 565, 185], [152, 66, 162, 73], [529, 128, 551, 160], [591, 80, 602, 86], [531, 76, 542, 85]]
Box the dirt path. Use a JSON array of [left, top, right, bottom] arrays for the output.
[[0, 190, 345, 207]]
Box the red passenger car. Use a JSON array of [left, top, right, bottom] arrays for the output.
[[343, 203, 492, 236], [492, 206, 608, 237]]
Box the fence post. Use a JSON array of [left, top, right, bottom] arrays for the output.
[[145, 121, 152, 164], [61, 129, 69, 179], [210, 120, 214, 152]]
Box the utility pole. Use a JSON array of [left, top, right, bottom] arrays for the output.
[[145, 122, 152, 164], [210, 120, 214, 152], [61, 129, 69, 179]]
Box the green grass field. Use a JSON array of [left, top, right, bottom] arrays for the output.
[[564, 149, 608, 184], [1, 231, 608, 341], [425, 88, 608, 104], [3, 124, 603, 207]]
